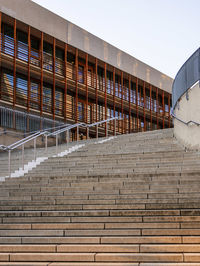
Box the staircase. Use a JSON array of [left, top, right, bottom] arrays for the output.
[[1, 128, 200, 265]]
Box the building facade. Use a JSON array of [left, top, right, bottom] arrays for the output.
[[0, 0, 173, 139]]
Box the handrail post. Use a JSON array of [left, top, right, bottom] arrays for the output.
[[114, 119, 116, 136], [45, 135, 47, 152], [87, 127, 89, 139], [56, 134, 58, 154], [34, 138, 36, 161], [8, 150, 11, 177], [96, 125, 98, 139], [77, 125, 79, 142], [67, 129, 69, 146], [22, 144, 24, 170]]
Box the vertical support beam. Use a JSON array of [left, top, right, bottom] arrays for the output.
[[168, 93, 171, 128], [162, 90, 165, 129], [128, 75, 131, 133], [136, 78, 139, 132], [85, 53, 88, 138], [56, 134, 58, 153], [143, 81, 146, 131], [0, 11, 1, 64], [113, 67, 116, 135], [33, 138, 36, 161], [8, 150, 11, 177], [77, 125, 79, 142], [27, 25, 31, 112], [53, 37, 56, 120], [0, 12, 2, 100], [150, 85, 152, 130], [106, 121, 108, 137], [67, 129, 69, 146], [64, 43, 68, 121], [75, 48, 78, 122], [121, 71, 123, 134], [104, 62, 107, 136], [96, 125, 98, 139], [13, 19, 17, 107], [156, 87, 159, 129], [40, 32, 43, 116], [45, 135, 48, 152], [22, 144, 24, 170], [95, 58, 98, 137], [114, 119, 116, 136]]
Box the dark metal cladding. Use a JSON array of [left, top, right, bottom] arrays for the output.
[[172, 48, 200, 109]]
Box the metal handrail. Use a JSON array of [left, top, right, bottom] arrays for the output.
[[3, 129, 50, 178], [0, 123, 83, 178], [7, 131, 42, 150], [171, 110, 200, 126], [48, 123, 86, 137], [85, 116, 120, 139], [47, 122, 86, 154], [0, 117, 122, 178], [87, 117, 120, 128], [10, 131, 48, 150]]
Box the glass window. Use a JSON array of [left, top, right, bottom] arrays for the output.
[[30, 38, 40, 66], [0, 107, 13, 128], [56, 47, 64, 60], [16, 76, 27, 95], [1, 71, 14, 103], [17, 30, 27, 44], [55, 88, 63, 116], [4, 24, 13, 37], [31, 38, 40, 51], [15, 112, 27, 131], [3, 24, 14, 56], [43, 41, 52, 55], [43, 42, 53, 71], [43, 84, 52, 112], [16, 76, 27, 106], [78, 102, 84, 121], [78, 66, 84, 83], [30, 81, 39, 109]]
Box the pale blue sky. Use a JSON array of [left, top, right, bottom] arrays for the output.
[[32, 0, 199, 78]]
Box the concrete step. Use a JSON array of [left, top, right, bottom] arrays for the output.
[[1, 129, 200, 263], [0, 252, 184, 262]]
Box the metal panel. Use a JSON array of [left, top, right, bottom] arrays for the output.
[[172, 48, 200, 109]]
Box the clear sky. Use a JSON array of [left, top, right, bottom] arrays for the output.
[[32, 0, 200, 78]]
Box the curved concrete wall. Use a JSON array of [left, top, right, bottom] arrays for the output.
[[174, 81, 200, 149]]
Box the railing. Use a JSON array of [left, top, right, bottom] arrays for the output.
[[0, 106, 65, 134], [172, 48, 200, 109], [0, 117, 121, 178], [171, 111, 200, 127], [47, 123, 85, 154], [86, 117, 120, 139]]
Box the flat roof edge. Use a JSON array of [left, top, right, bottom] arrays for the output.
[[0, 0, 173, 93]]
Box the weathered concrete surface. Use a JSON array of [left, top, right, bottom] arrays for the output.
[[174, 82, 200, 149]]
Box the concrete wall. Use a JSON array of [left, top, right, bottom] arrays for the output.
[[0, 0, 173, 93], [174, 82, 200, 149]]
